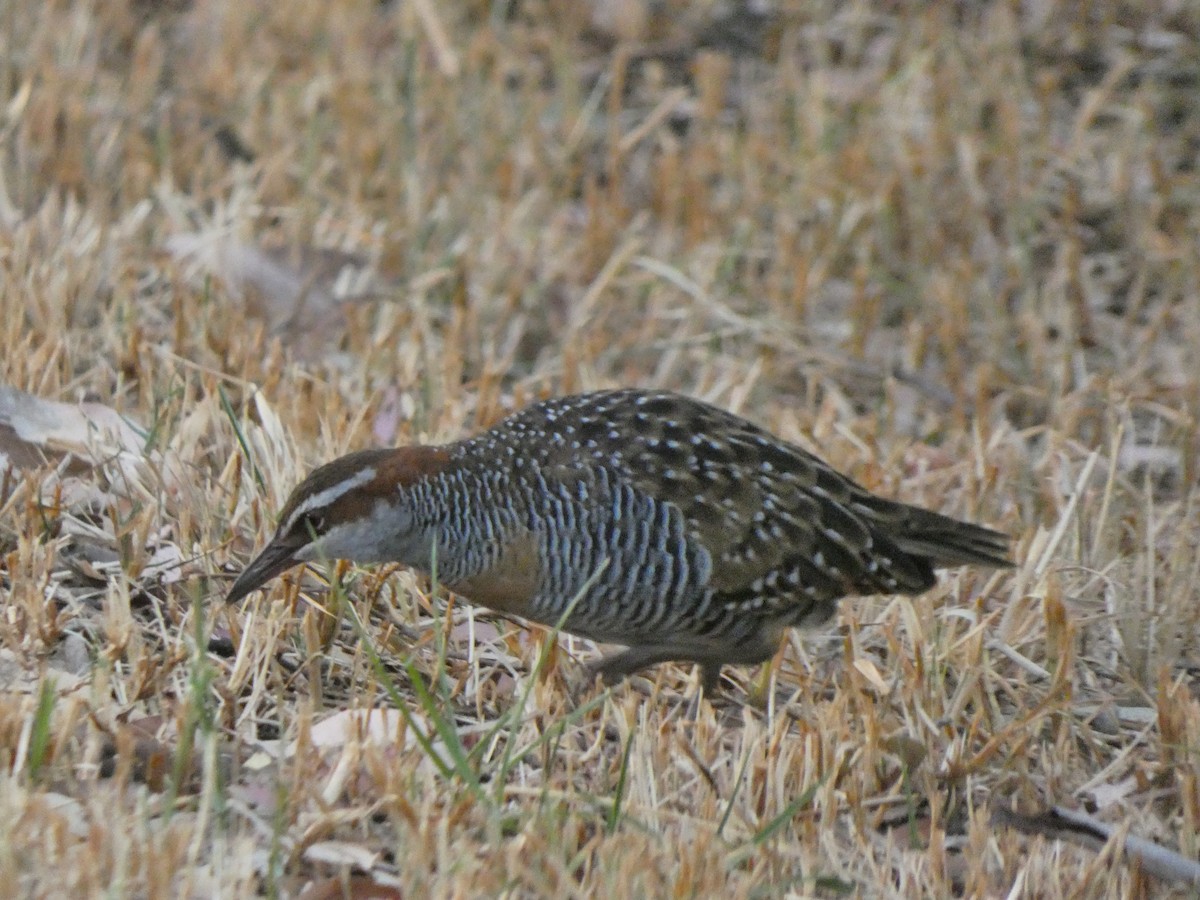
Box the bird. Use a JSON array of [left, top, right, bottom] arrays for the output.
[[225, 389, 1012, 693]]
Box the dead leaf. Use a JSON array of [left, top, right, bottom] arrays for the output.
[[1084, 776, 1138, 810], [165, 233, 384, 359], [0, 384, 185, 500], [308, 708, 409, 751], [0, 385, 145, 473], [303, 840, 380, 871], [853, 657, 890, 695]]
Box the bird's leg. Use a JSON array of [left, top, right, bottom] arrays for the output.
[[673, 663, 724, 719], [699, 662, 723, 696], [587, 646, 677, 684], [587, 647, 725, 715], [589, 645, 717, 685]]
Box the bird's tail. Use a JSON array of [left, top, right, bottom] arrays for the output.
[[890, 507, 1014, 570]]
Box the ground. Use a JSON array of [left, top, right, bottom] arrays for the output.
[[0, 1, 1198, 896]]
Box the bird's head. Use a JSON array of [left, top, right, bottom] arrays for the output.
[[225, 445, 450, 603]]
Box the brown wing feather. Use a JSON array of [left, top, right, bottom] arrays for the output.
[[592, 391, 1010, 602]]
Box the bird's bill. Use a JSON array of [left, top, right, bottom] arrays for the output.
[[225, 537, 304, 604]]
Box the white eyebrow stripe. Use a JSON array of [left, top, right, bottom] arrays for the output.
[[282, 466, 377, 533]]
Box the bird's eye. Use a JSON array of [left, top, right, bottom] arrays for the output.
[[301, 514, 325, 535]]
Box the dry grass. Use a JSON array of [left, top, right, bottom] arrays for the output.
[[1, 0, 1198, 896]]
